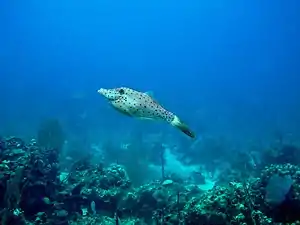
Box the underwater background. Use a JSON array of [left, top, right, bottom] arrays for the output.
[[1, 0, 300, 224]]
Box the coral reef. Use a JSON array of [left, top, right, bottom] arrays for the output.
[[1, 136, 300, 224]]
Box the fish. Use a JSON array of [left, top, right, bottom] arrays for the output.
[[97, 87, 195, 138]]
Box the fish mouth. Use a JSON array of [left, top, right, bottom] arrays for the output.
[[97, 88, 106, 96]]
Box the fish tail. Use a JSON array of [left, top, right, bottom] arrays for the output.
[[170, 115, 196, 138]]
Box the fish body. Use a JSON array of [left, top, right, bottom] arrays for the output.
[[98, 87, 195, 138]]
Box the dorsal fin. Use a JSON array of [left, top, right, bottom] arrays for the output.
[[145, 91, 154, 98], [145, 91, 162, 105]]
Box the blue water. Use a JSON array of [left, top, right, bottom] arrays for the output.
[[1, 0, 300, 147]]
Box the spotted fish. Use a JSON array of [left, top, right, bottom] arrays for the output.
[[97, 87, 195, 138]]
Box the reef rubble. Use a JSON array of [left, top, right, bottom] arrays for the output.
[[1, 136, 300, 225]]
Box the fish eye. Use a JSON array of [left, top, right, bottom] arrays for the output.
[[119, 89, 125, 95]]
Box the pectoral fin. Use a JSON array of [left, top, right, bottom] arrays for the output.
[[111, 106, 132, 117]]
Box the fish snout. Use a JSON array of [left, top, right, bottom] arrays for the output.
[[97, 88, 106, 95], [97, 88, 119, 101], [97, 88, 110, 99]]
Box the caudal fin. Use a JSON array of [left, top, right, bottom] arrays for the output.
[[170, 115, 196, 138]]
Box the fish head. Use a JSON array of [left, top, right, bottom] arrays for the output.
[[98, 87, 137, 116], [98, 87, 128, 101], [98, 87, 155, 117]]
